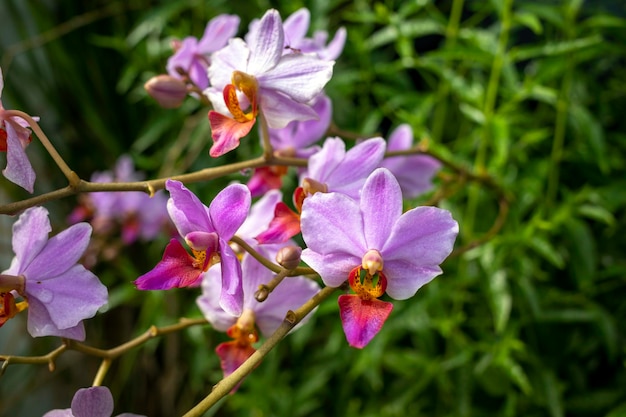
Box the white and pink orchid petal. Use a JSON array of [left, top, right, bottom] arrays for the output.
[[259, 88, 318, 129], [259, 53, 334, 103], [247, 9, 284, 75]]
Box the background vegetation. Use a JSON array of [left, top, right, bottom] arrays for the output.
[[1, 0, 625, 416]]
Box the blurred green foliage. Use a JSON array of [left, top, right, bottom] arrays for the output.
[[1, 0, 626, 416]]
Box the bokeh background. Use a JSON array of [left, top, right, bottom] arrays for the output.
[[1, 0, 626, 416]]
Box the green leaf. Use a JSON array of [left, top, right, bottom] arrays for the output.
[[459, 103, 486, 125], [528, 236, 565, 268], [488, 270, 512, 333], [510, 35, 603, 62], [513, 11, 543, 35]]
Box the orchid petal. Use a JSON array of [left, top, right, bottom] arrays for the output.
[[319, 27, 347, 61], [305, 137, 345, 183], [282, 8, 310, 46], [166, 180, 212, 236], [247, 9, 284, 74], [24, 223, 91, 280], [300, 191, 366, 256], [7, 206, 51, 275], [382, 206, 458, 267], [197, 15, 240, 53], [258, 89, 318, 129], [71, 386, 114, 417], [25, 264, 107, 330], [197, 265, 238, 330], [217, 243, 243, 316], [185, 231, 219, 254], [360, 168, 402, 250], [207, 38, 250, 91], [327, 138, 386, 195], [254, 272, 319, 337], [26, 296, 86, 340], [208, 183, 251, 239], [215, 340, 256, 385], [255, 202, 301, 244], [382, 259, 443, 300], [259, 54, 334, 103], [134, 239, 202, 290], [338, 295, 393, 349], [208, 111, 256, 157], [3, 121, 35, 193], [300, 249, 358, 288]]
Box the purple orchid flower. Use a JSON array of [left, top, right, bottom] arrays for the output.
[[300, 168, 458, 348], [247, 7, 346, 61], [301, 136, 386, 199], [205, 9, 334, 157], [134, 180, 251, 316], [43, 386, 144, 417], [167, 14, 240, 90], [69, 156, 169, 244], [197, 251, 319, 385], [0, 67, 36, 193], [254, 137, 386, 245], [380, 124, 442, 199], [0, 207, 108, 340]]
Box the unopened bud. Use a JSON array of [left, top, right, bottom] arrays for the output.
[[144, 75, 187, 108], [276, 245, 302, 270]]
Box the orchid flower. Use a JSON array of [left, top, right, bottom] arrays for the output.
[[255, 137, 386, 244], [0, 67, 36, 192], [300, 168, 458, 348], [0, 207, 108, 340], [197, 251, 320, 386], [69, 155, 169, 245], [205, 9, 334, 157], [380, 124, 442, 198], [167, 14, 240, 90], [134, 180, 251, 316], [43, 386, 144, 417]]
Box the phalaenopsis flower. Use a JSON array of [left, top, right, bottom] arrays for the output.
[[300, 168, 458, 348], [43, 385, 145, 417], [205, 9, 334, 157], [0, 207, 108, 340], [134, 180, 250, 316]]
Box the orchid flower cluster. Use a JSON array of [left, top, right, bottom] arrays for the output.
[[0, 7, 463, 416]]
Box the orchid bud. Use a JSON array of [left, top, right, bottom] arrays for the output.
[[276, 245, 302, 270], [144, 75, 187, 108]]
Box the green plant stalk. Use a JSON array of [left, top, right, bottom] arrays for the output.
[[431, 0, 465, 142], [463, 0, 512, 239]]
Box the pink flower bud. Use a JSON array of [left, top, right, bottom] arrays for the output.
[[276, 245, 302, 270], [144, 75, 187, 108]]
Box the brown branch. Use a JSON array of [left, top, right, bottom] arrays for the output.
[[0, 318, 208, 377]]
